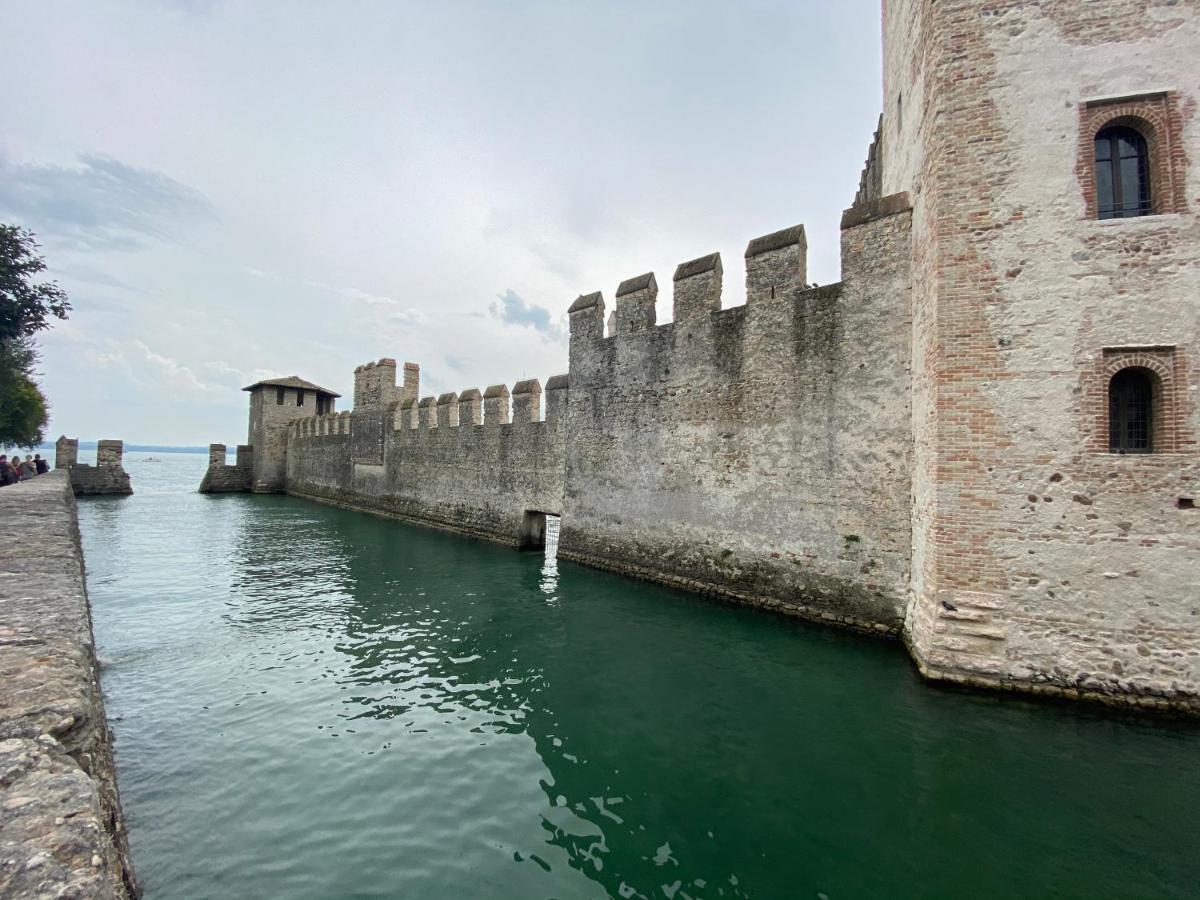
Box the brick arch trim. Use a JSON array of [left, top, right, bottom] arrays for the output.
[[1077, 92, 1187, 218], [1092, 347, 1183, 454], [1102, 354, 1172, 383]]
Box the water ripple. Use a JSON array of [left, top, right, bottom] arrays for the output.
[[80, 453, 1200, 900]]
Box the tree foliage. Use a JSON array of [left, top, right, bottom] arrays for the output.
[[0, 364, 49, 449], [0, 225, 69, 448]]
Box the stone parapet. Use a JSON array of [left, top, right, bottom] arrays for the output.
[[198, 443, 254, 494], [0, 471, 137, 897], [54, 437, 132, 496]]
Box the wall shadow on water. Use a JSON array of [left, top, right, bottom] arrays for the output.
[[82, 469, 1200, 900]]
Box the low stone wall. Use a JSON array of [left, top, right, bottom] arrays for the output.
[[198, 443, 253, 494], [0, 472, 137, 898], [54, 437, 133, 497], [69, 465, 133, 497]]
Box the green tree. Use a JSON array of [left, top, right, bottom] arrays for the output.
[[0, 225, 70, 447]]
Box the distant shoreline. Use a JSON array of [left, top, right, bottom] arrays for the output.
[[33, 442, 212, 455]]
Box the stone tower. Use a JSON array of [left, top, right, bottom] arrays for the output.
[[882, 2, 1200, 701], [243, 376, 340, 492]]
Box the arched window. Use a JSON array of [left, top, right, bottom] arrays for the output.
[[1094, 125, 1151, 219], [1109, 367, 1154, 453]]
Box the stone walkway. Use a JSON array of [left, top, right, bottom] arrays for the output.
[[0, 472, 136, 898]]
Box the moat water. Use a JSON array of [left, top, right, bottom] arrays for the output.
[[80, 452, 1200, 899]]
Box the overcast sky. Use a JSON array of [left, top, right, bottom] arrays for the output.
[[1, 0, 882, 445]]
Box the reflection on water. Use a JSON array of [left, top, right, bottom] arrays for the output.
[[82, 453, 1200, 899], [541, 515, 560, 597]]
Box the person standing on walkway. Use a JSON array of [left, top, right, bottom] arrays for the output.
[[0, 456, 12, 486], [19, 456, 36, 478], [33, 454, 48, 475]]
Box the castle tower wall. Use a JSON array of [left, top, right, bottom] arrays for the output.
[[886, 1, 1200, 709], [345, 359, 412, 467], [246, 383, 329, 493]]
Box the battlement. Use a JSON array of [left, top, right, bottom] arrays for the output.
[[459, 388, 482, 426], [673, 252, 723, 321], [289, 410, 351, 439], [353, 357, 418, 409], [54, 436, 132, 496], [199, 442, 254, 493], [565, 206, 912, 401], [392, 374, 568, 434], [437, 392, 459, 428], [570, 222, 812, 343]]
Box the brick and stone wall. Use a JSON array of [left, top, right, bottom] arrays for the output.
[[886, 0, 1200, 711], [0, 471, 137, 897], [194, 0, 1200, 714]]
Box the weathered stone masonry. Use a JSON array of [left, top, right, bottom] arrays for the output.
[[559, 211, 913, 631], [884, 0, 1200, 712], [282, 365, 568, 548], [204, 207, 916, 624], [54, 437, 132, 497], [201, 2, 1199, 713], [0, 473, 137, 898]]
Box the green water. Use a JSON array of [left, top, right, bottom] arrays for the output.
[[80, 453, 1200, 899]]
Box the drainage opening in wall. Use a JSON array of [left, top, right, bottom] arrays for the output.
[[519, 510, 560, 558]]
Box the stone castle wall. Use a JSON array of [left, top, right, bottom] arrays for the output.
[[267, 211, 913, 630], [198, 443, 253, 493], [887, 0, 1200, 710], [284, 376, 567, 546], [559, 208, 914, 630]]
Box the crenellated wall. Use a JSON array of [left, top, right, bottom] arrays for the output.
[[560, 206, 913, 630], [55, 436, 133, 496], [198, 443, 253, 493], [272, 208, 912, 629], [190, 0, 1200, 715], [285, 371, 568, 546]]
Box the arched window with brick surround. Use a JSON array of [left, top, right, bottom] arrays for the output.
[[1078, 93, 1186, 220], [1108, 367, 1155, 453], [1094, 125, 1151, 219]]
